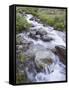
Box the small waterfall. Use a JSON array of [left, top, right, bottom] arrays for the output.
[[34, 55, 65, 82], [18, 14, 66, 82]]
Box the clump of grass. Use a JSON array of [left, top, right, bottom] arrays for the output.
[[18, 53, 26, 63], [16, 14, 31, 33], [16, 73, 28, 84], [16, 7, 66, 31], [54, 22, 64, 31], [37, 9, 65, 31]]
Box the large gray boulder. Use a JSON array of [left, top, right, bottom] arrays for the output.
[[41, 35, 53, 42], [35, 50, 56, 70], [36, 28, 47, 36]]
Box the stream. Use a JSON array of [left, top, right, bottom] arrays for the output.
[[17, 14, 66, 82]]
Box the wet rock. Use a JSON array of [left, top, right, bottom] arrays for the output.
[[35, 50, 55, 70], [29, 30, 38, 40], [36, 28, 47, 36], [31, 24, 35, 27], [35, 35, 41, 39], [41, 35, 53, 42], [22, 56, 37, 82], [55, 45, 66, 65], [30, 17, 35, 21], [30, 16, 40, 23], [16, 45, 23, 50], [29, 30, 36, 36]]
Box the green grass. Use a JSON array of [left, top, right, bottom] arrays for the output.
[[18, 53, 26, 63], [16, 13, 31, 33], [16, 7, 66, 31], [36, 9, 66, 31]]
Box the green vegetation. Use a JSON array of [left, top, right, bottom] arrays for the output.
[[16, 73, 28, 84], [18, 53, 26, 63], [16, 13, 31, 33], [16, 7, 38, 16], [16, 7, 66, 31], [36, 9, 66, 31]]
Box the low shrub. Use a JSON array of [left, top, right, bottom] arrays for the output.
[[54, 22, 64, 31], [16, 14, 31, 33]]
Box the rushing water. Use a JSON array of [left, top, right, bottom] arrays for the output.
[[19, 14, 66, 82]]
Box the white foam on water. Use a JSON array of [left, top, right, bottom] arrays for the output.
[[19, 14, 66, 82], [35, 63, 65, 82]]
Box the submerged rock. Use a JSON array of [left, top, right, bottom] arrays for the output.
[[36, 28, 47, 36], [41, 35, 53, 42]]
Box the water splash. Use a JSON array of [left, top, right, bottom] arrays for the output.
[[19, 14, 66, 82]]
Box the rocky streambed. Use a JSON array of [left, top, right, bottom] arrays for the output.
[[16, 14, 66, 83]]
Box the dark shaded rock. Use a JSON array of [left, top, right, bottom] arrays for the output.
[[36, 28, 47, 36], [29, 30, 37, 40], [31, 24, 35, 27], [29, 31, 41, 40], [55, 45, 66, 65], [41, 35, 53, 42], [30, 17, 34, 21], [30, 30, 36, 36], [35, 35, 41, 39], [30, 16, 40, 23]]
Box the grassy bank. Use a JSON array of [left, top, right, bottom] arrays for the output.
[[16, 11, 31, 33], [16, 7, 66, 31], [37, 8, 66, 31]]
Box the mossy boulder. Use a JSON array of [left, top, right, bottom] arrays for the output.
[[35, 50, 55, 70]]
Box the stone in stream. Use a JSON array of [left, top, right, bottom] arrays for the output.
[[29, 30, 36, 36], [35, 50, 56, 72], [29, 16, 35, 21], [35, 35, 41, 39], [36, 28, 47, 36], [30, 16, 40, 22], [55, 45, 66, 65], [29, 30, 37, 40], [29, 30, 41, 40], [16, 34, 34, 54], [41, 35, 53, 42]]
